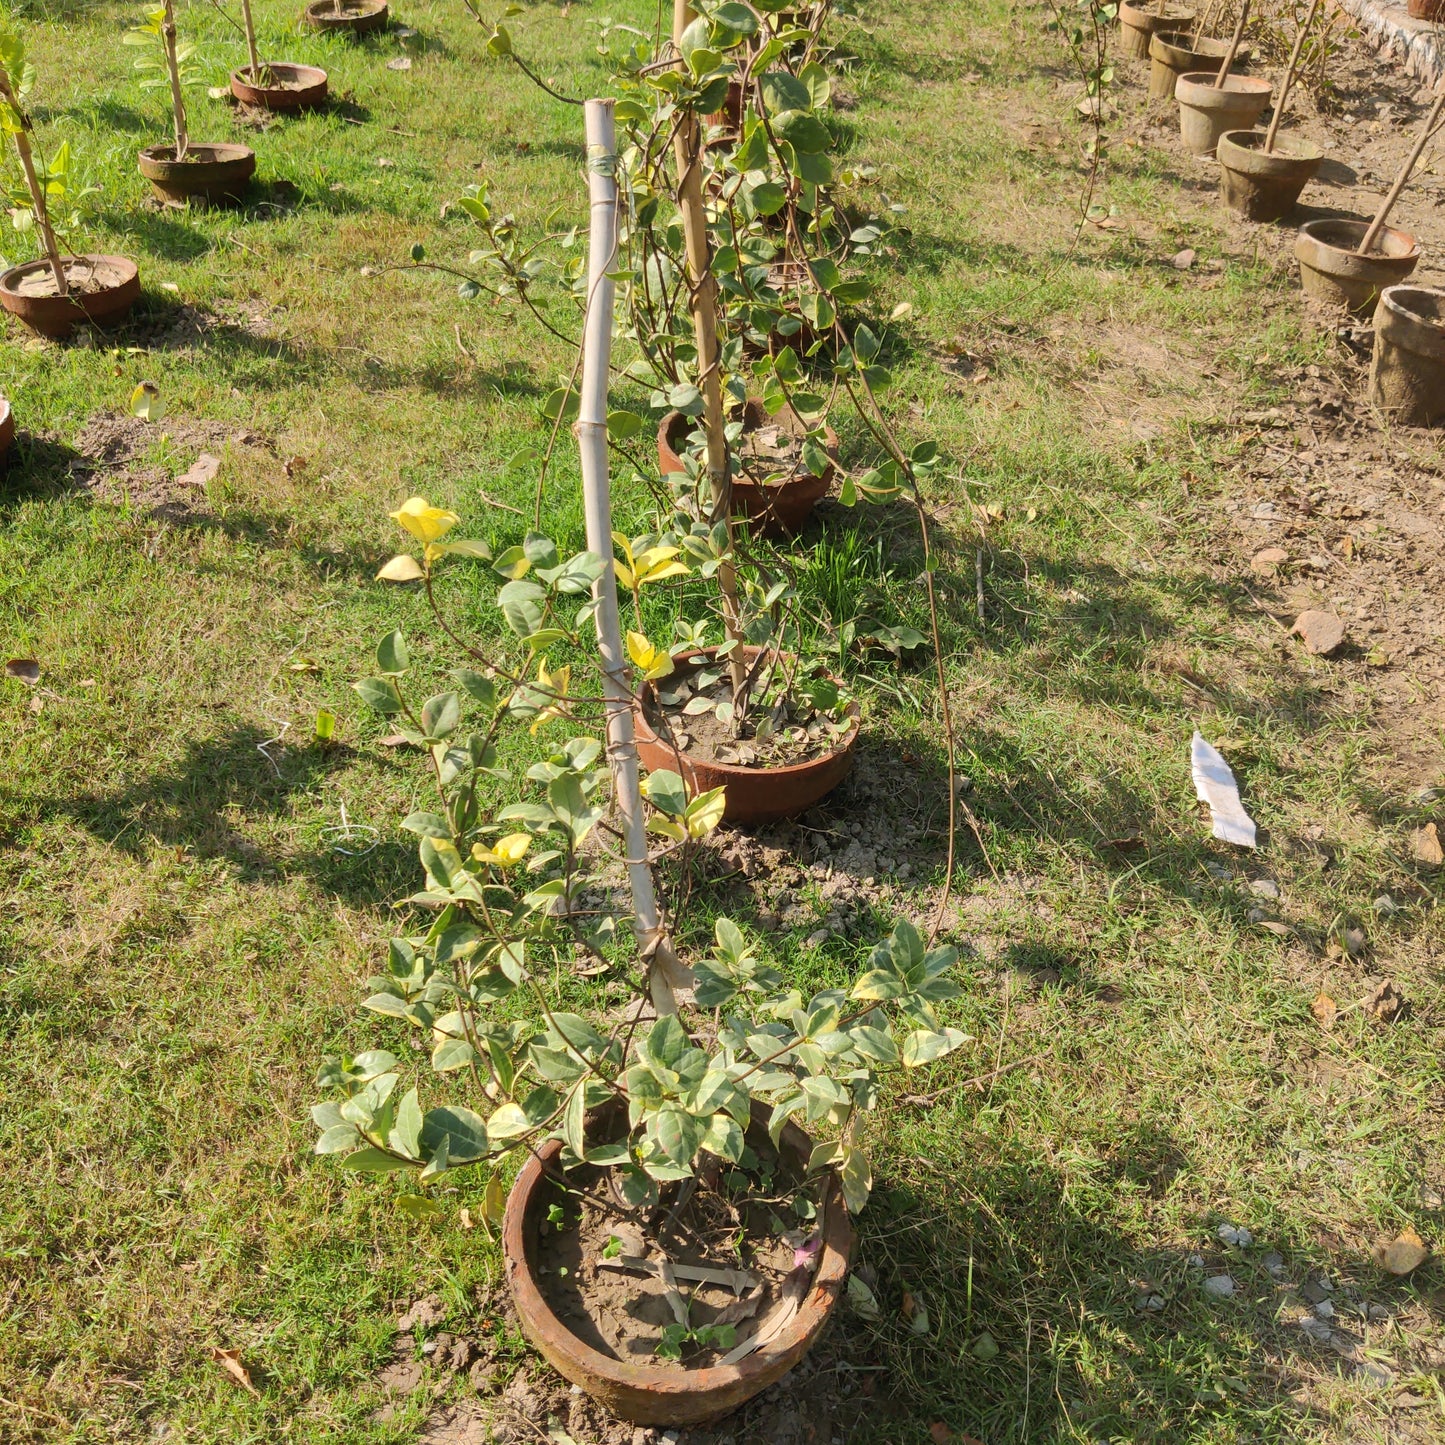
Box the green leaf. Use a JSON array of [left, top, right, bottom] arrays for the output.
[[397, 1194, 444, 1219], [642, 769, 688, 817], [341, 1147, 415, 1173], [354, 677, 403, 715], [839, 1144, 872, 1214], [900, 1027, 968, 1066], [420, 692, 461, 741], [759, 70, 812, 115], [773, 110, 829, 154], [315, 1124, 359, 1154], [376, 630, 409, 676], [420, 1105, 490, 1163], [654, 1105, 703, 1167], [391, 1086, 423, 1158], [645, 1013, 690, 1069], [606, 409, 644, 441], [615, 1164, 659, 1209], [455, 669, 498, 708], [561, 1082, 587, 1158], [431, 1037, 476, 1072], [401, 811, 452, 839]]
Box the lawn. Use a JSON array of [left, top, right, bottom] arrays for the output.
[[1, 0, 1442, 1441]]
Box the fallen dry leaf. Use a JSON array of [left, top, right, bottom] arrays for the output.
[[1411, 822, 1444, 867], [1171, 247, 1196, 270], [5, 657, 40, 685], [284, 454, 307, 477], [1363, 979, 1404, 1024], [1250, 546, 1288, 575], [1373, 1227, 1429, 1276], [387, 56, 412, 70], [209, 1346, 259, 1397], [179, 452, 221, 489], [1292, 610, 1346, 656], [378, 732, 411, 748], [1310, 990, 1337, 1028]]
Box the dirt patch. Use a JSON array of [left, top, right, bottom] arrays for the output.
[[70, 411, 270, 516]]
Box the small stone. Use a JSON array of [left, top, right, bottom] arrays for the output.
[[1314, 1300, 1335, 1320], [1203, 1274, 1236, 1298], [1263, 1251, 1285, 1277], [805, 930, 829, 948], [1217, 1223, 1254, 1247], [1250, 546, 1288, 575], [1411, 822, 1444, 866], [1299, 1316, 1333, 1341], [1143, 1293, 1165, 1311], [1374, 894, 1400, 916], [1373, 1227, 1430, 1275], [1249, 879, 1279, 899], [1188, 1253, 1205, 1269], [1171, 247, 1196, 270], [1292, 609, 1347, 656]]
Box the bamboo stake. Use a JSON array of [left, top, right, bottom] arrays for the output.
[[161, 0, 189, 161], [1356, 88, 1445, 255], [670, 0, 748, 707], [575, 99, 692, 1017], [0, 62, 68, 298], [1213, 0, 1250, 86], [238, 0, 263, 82], [1265, 0, 1321, 153]]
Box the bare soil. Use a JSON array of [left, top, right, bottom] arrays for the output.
[[7, 256, 131, 298]]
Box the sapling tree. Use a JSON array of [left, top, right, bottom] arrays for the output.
[[126, 0, 200, 161], [0, 27, 70, 297]]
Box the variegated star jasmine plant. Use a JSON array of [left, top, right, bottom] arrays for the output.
[[317, 501, 970, 1237]]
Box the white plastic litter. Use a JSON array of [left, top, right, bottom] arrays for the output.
[[1192, 732, 1257, 848]]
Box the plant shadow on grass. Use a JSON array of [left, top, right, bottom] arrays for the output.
[[836, 1138, 1410, 1443], [24, 724, 417, 905]]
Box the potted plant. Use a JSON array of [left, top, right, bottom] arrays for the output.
[[0, 25, 139, 338], [322, 507, 969, 1421], [301, 0, 390, 37], [128, 0, 256, 203], [227, 0, 328, 110]]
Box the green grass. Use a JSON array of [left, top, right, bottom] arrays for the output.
[[2, 0, 1443, 1441]]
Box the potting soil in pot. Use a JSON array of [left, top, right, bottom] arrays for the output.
[[649, 660, 856, 769], [9, 257, 131, 298], [536, 1167, 813, 1367]]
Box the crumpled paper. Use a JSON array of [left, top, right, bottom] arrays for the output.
[[1192, 732, 1256, 848]]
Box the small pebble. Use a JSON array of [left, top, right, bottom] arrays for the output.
[[1374, 894, 1400, 916], [1203, 1274, 1236, 1298], [805, 930, 829, 948], [1314, 1300, 1335, 1320], [1217, 1224, 1254, 1247], [1262, 1251, 1285, 1277], [1250, 879, 1280, 899], [1143, 1294, 1165, 1311], [1187, 1253, 1204, 1269]]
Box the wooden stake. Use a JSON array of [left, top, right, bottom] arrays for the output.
[[0, 61, 68, 298], [1356, 88, 1445, 256], [161, 0, 189, 160], [670, 0, 748, 706], [1213, 0, 1250, 87], [238, 0, 263, 82], [575, 99, 692, 1016], [1265, 0, 1322, 153]]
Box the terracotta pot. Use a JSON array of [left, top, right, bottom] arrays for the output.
[[302, 0, 388, 32], [1295, 217, 1420, 315], [229, 62, 329, 110], [657, 401, 837, 536], [1368, 284, 1445, 426], [1149, 31, 1251, 101], [503, 1101, 854, 1425], [1174, 72, 1271, 157], [1408, 0, 1445, 18], [633, 646, 859, 824], [1216, 130, 1322, 221], [0, 254, 140, 339], [138, 143, 256, 204], [1118, 1, 1195, 59], [0, 394, 13, 459]]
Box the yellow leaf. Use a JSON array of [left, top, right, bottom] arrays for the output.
[[640, 559, 690, 585], [528, 660, 572, 734], [471, 832, 532, 867], [432, 538, 493, 560], [685, 787, 727, 839], [627, 630, 658, 670], [647, 815, 686, 841], [389, 496, 460, 545], [613, 561, 635, 591], [130, 381, 164, 423], [376, 554, 426, 582]]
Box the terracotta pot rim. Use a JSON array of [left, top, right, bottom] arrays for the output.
[[503, 1105, 853, 1412], [303, 0, 387, 18], [658, 405, 839, 486], [0, 253, 139, 298], [635, 646, 860, 786], [1297, 217, 1420, 263], [1217, 129, 1322, 164], [1175, 71, 1271, 98]]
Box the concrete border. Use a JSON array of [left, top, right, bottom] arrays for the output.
[[1333, 0, 1445, 88]]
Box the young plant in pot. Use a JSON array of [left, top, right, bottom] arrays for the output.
[[128, 0, 256, 203], [0, 27, 139, 338], [301, 0, 390, 36], [323, 533, 968, 1421], [224, 0, 329, 110]]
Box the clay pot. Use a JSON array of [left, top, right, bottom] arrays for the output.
[[1149, 32, 1251, 101], [0, 254, 140, 338], [634, 646, 859, 824], [657, 401, 837, 536], [229, 62, 329, 110], [1407, 0, 1445, 18], [0, 394, 13, 459], [138, 143, 256, 204], [1118, 1, 1196, 59], [302, 0, 388, 32], [1216, 130, 1322, 221], [1295, 218, 1420, 315], [1367, 285, 1445, 426], [1174, 72, 1271, 157], [503, 1102, 854, 1425]]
